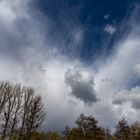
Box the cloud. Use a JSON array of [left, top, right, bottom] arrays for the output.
[[95, 35, 140, 100], [134, 64, 140, 77], [94, 5, 140, 126], [104, 14, 109, 19], [0, 0, 86, 131], [113, 86, 140, 109], [104, 24, 116, 35], [65, 68, 98, 104], [0, 0, 28, 23]]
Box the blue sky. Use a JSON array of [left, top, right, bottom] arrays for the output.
[[34, 0, 139, 62], [0, 0, 140, 131]]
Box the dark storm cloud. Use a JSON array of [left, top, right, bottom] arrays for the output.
[[65, 68, 98, 104]]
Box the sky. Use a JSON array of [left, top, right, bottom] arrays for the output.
[[0, 0, 140, 132]]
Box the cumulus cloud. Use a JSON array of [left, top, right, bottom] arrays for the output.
[[65, 68, 98, 104], [104, 24, 116, 35], [113, 86, 140, 109]]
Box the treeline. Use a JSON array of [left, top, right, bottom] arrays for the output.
[[0, 81, 140, 140], [34, 114, 140, 140]]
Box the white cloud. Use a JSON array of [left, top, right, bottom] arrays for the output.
[[95, 37, 140, 100], [0, 0, 29, 26], [104, 24, 116, 35], [94, 20, 140, 126], [104, 14, 109, 19], [134, 63, 140, 77], [113, 86, 140, 109]]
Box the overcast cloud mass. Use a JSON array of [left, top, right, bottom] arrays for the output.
[[0, 0, 140, 131]]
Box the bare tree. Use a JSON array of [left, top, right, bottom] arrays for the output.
[[19, 87, 46, 140], [0, 81, 46, 140], [25, 95, 46, 139], [0, 81, 11, 114], [1, 83, 15, 139], [19, 87, 34, 139], [9, 84, 23, 140]]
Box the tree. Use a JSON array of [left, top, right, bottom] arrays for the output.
[[19, 87, 46, 140], [62, 126, 71, 140], [131, 122, 140, 140], [9, 84, 23, 140], [114, 118, 131, 140], [19, 87, 34, 139], [25, 95, 46, 139], [105, 128, 112, 140], [0, 81, 46, 140], [75, 114, 106, 140], [1, 82, 15, 139], [0, 81, 12, 114]]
